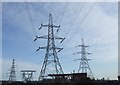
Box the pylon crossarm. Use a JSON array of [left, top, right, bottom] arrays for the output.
[[34, 36, 38, 41], [54, 36, 65, 43], [39, 24, 48, 30], [53, 25, 60, 28], [58, 48, 63, 52], [73, 52, 81, 55], [36, 46, 47, 51], [74, 59, 80, 61], [86, 52, 92, 55], [54, 36, 64, 40], [54, 47, 63, 52], [60, 38, 65, 43], [77, 45, 89, 47], [41, 24, 49, 27], [37, 35, 48, 39], [82, 52, 92, 55], [34, 35, 48, 41], [79, 58, 91, 61]]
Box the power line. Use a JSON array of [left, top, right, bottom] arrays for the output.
[[86, 23, 117, 46], [63, 3, 96, 49], [55, 3, 68, 35], [24, 2, 37, 37], [59, 3, 95, 59], [64, 3, 85, 37]]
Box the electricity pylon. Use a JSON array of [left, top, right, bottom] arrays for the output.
[[34, 13, 65, 81], [74, 38, 94, 79], [8, 59, 16, 82]]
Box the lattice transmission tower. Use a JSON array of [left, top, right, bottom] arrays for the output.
[[74, 38, 94, 79], [8, 59, 16, 82], [34, 13, 65, 81]]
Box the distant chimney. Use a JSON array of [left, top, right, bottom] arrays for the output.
[[118, 76, 120, 81], [73, 70, 75, 73]]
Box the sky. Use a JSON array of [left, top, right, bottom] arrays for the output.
[[119, 1, 120, 78], [2, 1, 118, 81], [0, 2, 2, 80]]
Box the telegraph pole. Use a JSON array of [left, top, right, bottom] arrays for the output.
[[34, 13, 65, 81], [8, 59, 16, 82], [74, 38, 94, 79]]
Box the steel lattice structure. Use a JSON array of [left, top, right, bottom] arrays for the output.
[[8, 59, 16, 82], [74, 38, 94, 79], [20, 70, 36, 82], [34, 13, 65, 81]]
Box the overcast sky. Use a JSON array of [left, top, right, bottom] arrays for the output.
[[2, 1, 118, 80]]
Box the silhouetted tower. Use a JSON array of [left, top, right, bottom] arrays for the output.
[[74, 38, 94, 78], [8, 59, 16, 82], [34, 13, 65, 81]]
